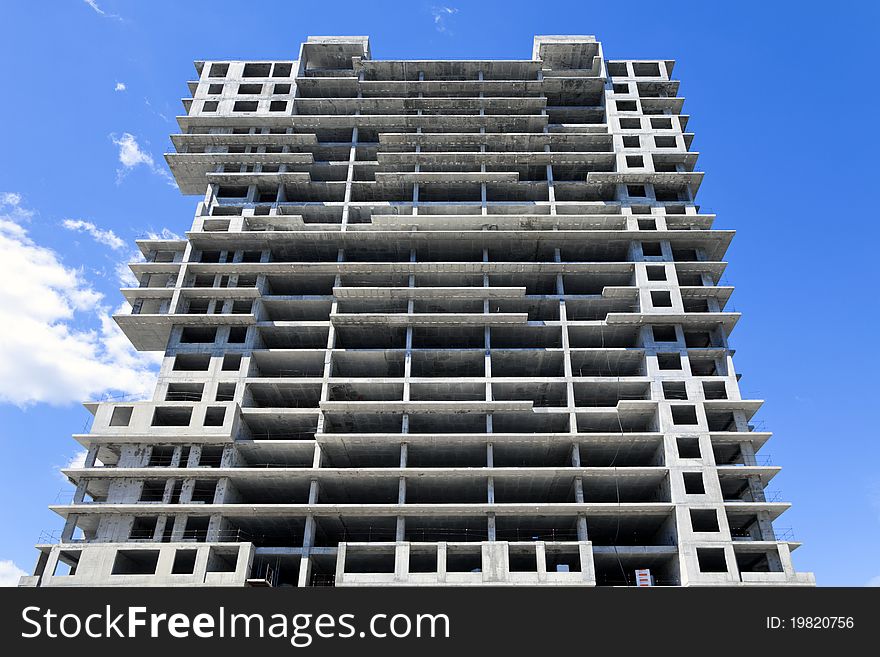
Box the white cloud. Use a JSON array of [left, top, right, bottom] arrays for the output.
[[110, 132, 174, 185], [83, 0, 122, 21], [62, 219, 126, 251], [0, 560, 27, 587], [66, 450, 88, 470], [431, 6, 458, 33], [146, 228, 182, 240], [0, 194, 159, 407], [115, 81, 126, 92], [868, 575, 880, 587]]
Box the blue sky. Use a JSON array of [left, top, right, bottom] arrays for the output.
[[0, 0, 877, 586]]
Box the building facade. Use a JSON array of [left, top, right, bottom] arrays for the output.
[[22, 35, 814, 587]]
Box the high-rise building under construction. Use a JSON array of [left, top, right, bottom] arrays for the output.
[[22, 35, 814, 587]]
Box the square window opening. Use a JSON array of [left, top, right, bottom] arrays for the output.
[[204, 407, 226, 427], [627, 185, 646, 197], [111, 550, 159, 576], [227, 327, 248, 343], [662, 381, 687, 400], [642, 241, 662, 257], [676, 437, 701, 459], [691, 509, 720, 532], [652, 325, 677, 342], [651, 290, 673, 307], [242, 62, 271, 77], [646, 265, 667, 282], [110, 406, 133, 427], [696, 547, 728, 573], [208, 63, 229, 78], [657, 353, 682, 370], [683, 472, 705, 494], [671, 405, 699, 425], [172, 549, 197, 574]]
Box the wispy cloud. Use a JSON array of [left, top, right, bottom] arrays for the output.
[[0, 560, 27, 587], [0, 194, 159, 407], [110, 132, 174, 186], [114, 81, 126, 92], [868, 575, 880, 587], [146, 228, 182, 240], [430, 6, 459, 34], [144, 97, 172, 124], [62, 219, 126, 251], [83, 0, 123, 21]]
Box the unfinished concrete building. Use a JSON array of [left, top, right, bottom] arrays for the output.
[[22, 35, 814, 587]]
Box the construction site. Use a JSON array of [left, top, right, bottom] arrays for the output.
[[20, 34, 814, 587]]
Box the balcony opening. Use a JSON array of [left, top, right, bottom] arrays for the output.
[[172, 549, 197, 574], [702, 381, 727, 400], [183, 516, 210, 542], [508, 545, 538, 572], [166, 383, 203, 402], [633, 62, 661, 77], [152, 407, 193, 427], [129, 516, 158, 540], [446, 546, 482, 573], [409, 546, 439, 574], [180, 327, 217, 344], [208, 63, 229, 77], [637, 218, 656, 230], [622, 136, 640, 148], [112, 550, 160, 576], [243, 62, 272, 77], [52, 550, 81, 577], [148, 446, 175, 467], [139, 481, 166, 503], [207, 547, 238, 573]]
